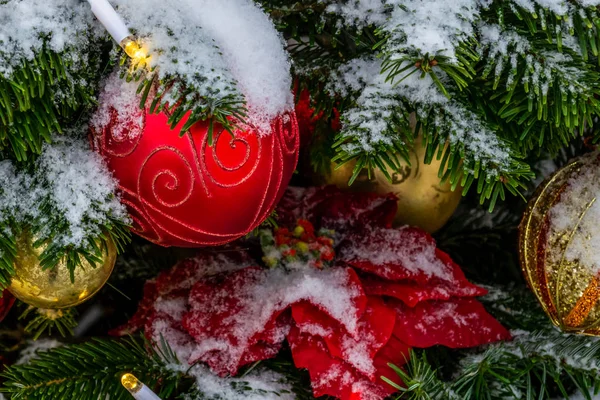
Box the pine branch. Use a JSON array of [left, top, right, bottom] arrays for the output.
[[33, 219, 131, 283], [383, 351, 452, 400], [19, 307, 78, 340], [487, 0, 600, 61], [475, 26, 600, 154], [120, 57, 248, 145], [0, 45, 105, 161], [0, 227, 16, 291], [0, 336, 183, 400], [2, 337, 309, 400], [392, 329, 600, 400]]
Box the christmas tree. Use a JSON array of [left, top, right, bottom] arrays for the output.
[[2, 0, 600, 399]]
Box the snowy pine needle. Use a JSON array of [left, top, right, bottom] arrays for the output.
[[0, 137, 130, 279]]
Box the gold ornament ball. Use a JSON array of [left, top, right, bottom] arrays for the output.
[[8, 232, 117, 309], [323, 136, 462, 233], [520, 153, 600, 335]]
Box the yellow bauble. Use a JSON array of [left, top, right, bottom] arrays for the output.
[[8, 232, 117, 309], [520, 153, 600, 335], [323, 135, 462, 233]]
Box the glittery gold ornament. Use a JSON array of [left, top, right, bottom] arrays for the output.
[[322, 135, 462, 233], [520, 153, 600, 335], [8, 231, 117, 309]]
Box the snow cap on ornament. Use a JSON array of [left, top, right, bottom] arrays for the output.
[[90, 0, 299, 247], [521, 152, 600, 335]]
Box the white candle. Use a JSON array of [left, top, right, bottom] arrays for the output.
[[121, 374, 163, 400], [87, 0, 130, 44]]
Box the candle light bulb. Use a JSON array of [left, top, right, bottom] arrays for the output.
[[120, 36, 150, 65], [87, 0, 150, 66], [121, 373, 162, 400]]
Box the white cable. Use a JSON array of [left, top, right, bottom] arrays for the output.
[[86, 0, 130, 44]]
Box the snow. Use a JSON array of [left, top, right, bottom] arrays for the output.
[[168, 363, 295, 400], [16, 339, 62, 365], [340, 226, 455, 281], [35, 139, 129, 246], [511, 328, 600, 371], [329, 57, 511, 169], [329, 0, 479, 61], [383, 0, 480, 61], [188, 0, 293, 132], [108, 0, 292, 133], [0, 0, 102, 76], [0, 138, 128, 248], [479, 24, 585, 96], [548, 154, 600, 275], [186, 267, 362, 371], [90, 72, 144, 140]]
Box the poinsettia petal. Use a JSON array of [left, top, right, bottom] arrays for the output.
[[338, 226, 481, 289], [391, 298, 511, 349], [277, 186, 398, 231], [183, 266, 367, 375], [155, 250, 254, 294], [361, 275, 486, 307], [292, 296, 396, 378], [276, 186, 341, 226], [314, 191, 398, 232], [111, 251, 254, 337], [292, 300, 340, 338], [287, 326, 397, 400]]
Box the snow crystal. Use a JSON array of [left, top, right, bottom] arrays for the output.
[[186, 267, 362, 372], [90, 72, 144, 140], [314, 363, 355, 391], [0, 0, 101, 76], [339, 331, 377, 376], [108, 0, 292, 133], [548, 154, 600, 275], [16, 339, 62, 365], [329, 0, 480, 61], [511, 0, 570, 15], [0, 138, 128, 248], [168, 363, 295, 400], [340, 226, 454, 281], [329, 57, 511, 168], [510, 329, 600, 371], [569, 390, 600, 400], [35, 139, 128, 246], [189, 0, 293, 132], [327, 57, 383, 97], [383, 0, 480, 61]]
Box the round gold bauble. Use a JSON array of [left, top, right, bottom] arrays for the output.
[[8, 232, 117, 309], [322, 136, 462, 233], [520, 153, 600, 335]]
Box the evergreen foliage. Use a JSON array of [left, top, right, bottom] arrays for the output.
[[0, 336, 182, 400], [392, 329, 600, 400], [4, 1, 600, 399], [258, 0, 600, 209]]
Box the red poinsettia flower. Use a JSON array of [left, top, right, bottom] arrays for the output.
[[0, 290, 15, 322], [113, 186, 510, 400]]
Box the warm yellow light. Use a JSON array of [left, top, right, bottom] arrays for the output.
[[120, 37, 150, 66], [121, 373, 141, 393]]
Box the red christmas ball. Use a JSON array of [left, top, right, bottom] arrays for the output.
[[91, 106, 299, 247]]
